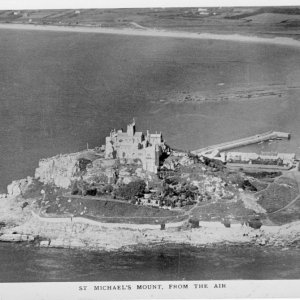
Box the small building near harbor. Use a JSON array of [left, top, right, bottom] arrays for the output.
[[226, 151, 296, 167]]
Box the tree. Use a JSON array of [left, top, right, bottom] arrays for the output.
[[78, 158, 92, 172]]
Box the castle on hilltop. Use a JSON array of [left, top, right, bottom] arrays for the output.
[[105, 119, 167, 173]]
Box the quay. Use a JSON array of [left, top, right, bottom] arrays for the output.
[[191, 131, 291, 157]]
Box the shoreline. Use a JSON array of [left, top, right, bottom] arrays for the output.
[[0, 23, 300, 48], [1, 207, 299, 251]]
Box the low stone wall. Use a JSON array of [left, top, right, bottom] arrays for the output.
[[31, 211, 187, 230]]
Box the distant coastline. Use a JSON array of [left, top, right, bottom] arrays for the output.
[[1, 23, 300, 48]]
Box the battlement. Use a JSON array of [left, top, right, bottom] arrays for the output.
[[104, 120, 166, 173]]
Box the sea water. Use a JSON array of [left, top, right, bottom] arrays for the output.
[[0, 242, 300, 282], [0, 28, 300, 192], [1, 28, 300, 281]]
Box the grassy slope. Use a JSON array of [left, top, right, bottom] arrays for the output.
[[24, 180, 185, 224], [45, 197, 185, 224], [254, 175, 300, 225], [268, 197, 300, 225], [21, 172, 300, 225], [256, 181, 298, 213], [189, 200, 256, 223]]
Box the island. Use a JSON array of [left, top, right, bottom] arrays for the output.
[[0, 119, 300, 251]]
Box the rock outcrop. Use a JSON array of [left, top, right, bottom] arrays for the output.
[[7, 176, 34, 196], [82, 158, 117, 184], [34, 152, 81, 188]]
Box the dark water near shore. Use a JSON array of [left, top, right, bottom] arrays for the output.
[[0, 242, 300, 282], [1, 29, 300, 192]]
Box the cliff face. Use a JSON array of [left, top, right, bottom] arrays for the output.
[[34, 152, 81, 188]]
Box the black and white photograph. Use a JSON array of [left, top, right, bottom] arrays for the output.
[[0, 0, 300, 298]]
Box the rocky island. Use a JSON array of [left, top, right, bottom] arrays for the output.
[[1, 120, 300, 251]]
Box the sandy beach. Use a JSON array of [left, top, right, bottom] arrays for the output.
[[1, 23, 300, 48]]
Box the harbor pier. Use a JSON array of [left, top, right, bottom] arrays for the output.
[[191, 131, 291, 157]]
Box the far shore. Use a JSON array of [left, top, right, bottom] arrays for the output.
[[1, 23, 300, 48]]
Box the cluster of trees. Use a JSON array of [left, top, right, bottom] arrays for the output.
[[202, 157, 225, 171], [116, 180, 146, 200], [234, 175, 259, 192], [160, 180, 198, 207], [71, 181, 114, 197], [71, 178, 147, 201]]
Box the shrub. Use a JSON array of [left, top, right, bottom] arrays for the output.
[[103, 184, 113, 194], [242, 179, 257, 191], [222, 218, 231, 228], [78, 158, 92, 172], [248, 217, 263, 229], [117, 180, 146, 200], [71, 181, 79, 195], [189, 218, 199, 228], [86, 188, 97, 196], [21, 202, 29, 210], [165, 176, 180, 185], [202, 157, 225, 171]]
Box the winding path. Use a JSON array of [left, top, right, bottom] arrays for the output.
[[269, 194, 300, 215], [31, 210, 188, 229], [267, 171, 300, 215]]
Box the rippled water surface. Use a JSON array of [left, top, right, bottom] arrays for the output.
[[1, 28, 300, 282], [0, 29, 300, 191], [0, 243, 300, 282]]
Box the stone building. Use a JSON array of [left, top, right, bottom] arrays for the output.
[[105, 119, 167, 173], [226, 151, 295, 167]]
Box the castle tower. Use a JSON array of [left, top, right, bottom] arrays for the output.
[[127, 118, 136, 136], [155, 144, 160, 169]]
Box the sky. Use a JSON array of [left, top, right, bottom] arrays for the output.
[[0, 0, 299, 10]]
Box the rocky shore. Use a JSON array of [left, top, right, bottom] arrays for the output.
[[0, 200, 299, 251], [1, 142, 299, 252]]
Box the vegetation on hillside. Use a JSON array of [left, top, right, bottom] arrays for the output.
[[116, 180, 146, 200], [19, 148, 300, 226], [256, 177, 299, 213]]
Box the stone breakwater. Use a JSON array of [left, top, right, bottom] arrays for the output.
[[1, 212, 299, 251]]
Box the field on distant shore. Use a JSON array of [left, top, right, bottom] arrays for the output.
[[1, 7, 300, 39], [0, 27, 300, 192]]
